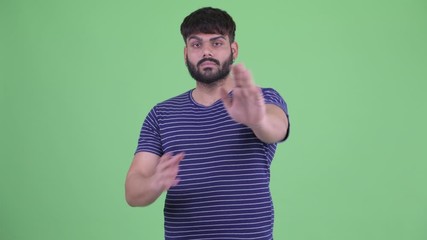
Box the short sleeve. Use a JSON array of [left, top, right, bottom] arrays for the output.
[[135, 106, 163, 156], [261, 88, 290, 141]]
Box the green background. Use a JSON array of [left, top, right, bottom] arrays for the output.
[[1, 0, 426, 239]]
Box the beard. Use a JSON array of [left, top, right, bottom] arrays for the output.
[[186, 52, 234, 85]]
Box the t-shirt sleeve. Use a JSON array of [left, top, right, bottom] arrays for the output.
[[261, 88, 290, 141], [135, 106, 163, 156]]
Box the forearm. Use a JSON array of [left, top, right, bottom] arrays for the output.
[[125, 172, 163, 207], [125, 151, 183, 207], [250, 119, 287, 143], [249, 105, 289, 144]]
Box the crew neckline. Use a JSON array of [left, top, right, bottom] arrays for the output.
[[188, 89, 230, 108]]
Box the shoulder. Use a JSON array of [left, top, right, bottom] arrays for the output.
[[153, 90, 192, 110], [261, 87, 289, 115], [158, 90, 192, 105], [261, 87, 285, 101], [146, 90, 197, 120]]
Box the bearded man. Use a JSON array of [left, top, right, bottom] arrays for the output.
[[125, 7, 290, 240]]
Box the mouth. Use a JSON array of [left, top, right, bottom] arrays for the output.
[[197, 58, 220, 68], [199, 61, 218, 68]]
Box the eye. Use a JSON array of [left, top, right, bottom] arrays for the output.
[[212, 41, 223, 47], [191, 42, 201, 48]]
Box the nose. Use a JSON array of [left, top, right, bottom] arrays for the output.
[[202, 45, 213, 58]]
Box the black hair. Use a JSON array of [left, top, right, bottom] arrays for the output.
[[180, 7, 236, 43]]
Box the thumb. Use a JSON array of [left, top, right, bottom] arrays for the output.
[[220, 88, 232, 110]]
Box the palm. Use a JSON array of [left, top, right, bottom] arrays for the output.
[[221, 64, 266, 127]]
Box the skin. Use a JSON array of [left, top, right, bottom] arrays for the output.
[[125, 33, 289, 207]]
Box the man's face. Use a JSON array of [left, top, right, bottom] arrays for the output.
[[184, 33, 238, 85]]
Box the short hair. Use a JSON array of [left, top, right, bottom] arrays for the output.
[[180, 7, 236, 43]]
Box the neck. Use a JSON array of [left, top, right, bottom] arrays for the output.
[[192, 76, 234, 106]]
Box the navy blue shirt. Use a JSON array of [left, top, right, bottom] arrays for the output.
[[136, 88, 289, 240]]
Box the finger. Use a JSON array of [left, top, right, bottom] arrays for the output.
[[220, 87, 232, 110], [159, 152, 183, 170], [159, 152, 172, 164], [232, 64, 245, 87], [168, 152, 185, 168], [158, 152, 172, 166], [232, 64, 254, 88], [170, 178, 180, 188], [173, 152, 185, 164], [166, 153, 184, 189]]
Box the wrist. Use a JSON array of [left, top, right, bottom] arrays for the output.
[[247, 116, 267, 132]]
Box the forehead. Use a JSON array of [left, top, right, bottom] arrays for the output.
[[186, 33, 229, 42]]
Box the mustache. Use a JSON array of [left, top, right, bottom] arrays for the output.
[[197, 58, 220, 67]]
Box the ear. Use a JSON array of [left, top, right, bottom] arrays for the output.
[[231, 41, 239, 60], [184, 46, 188, 64]]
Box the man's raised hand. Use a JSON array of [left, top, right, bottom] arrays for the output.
[[154, 152, 184, 192], [220, 64, 266, 128]]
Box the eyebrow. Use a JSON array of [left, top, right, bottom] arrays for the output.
[[187, 35, 227, 42]]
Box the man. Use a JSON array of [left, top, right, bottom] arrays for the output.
[[125, 7, 290, 240]]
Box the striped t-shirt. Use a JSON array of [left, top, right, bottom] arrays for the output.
[[136, 88, 289, 240]]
